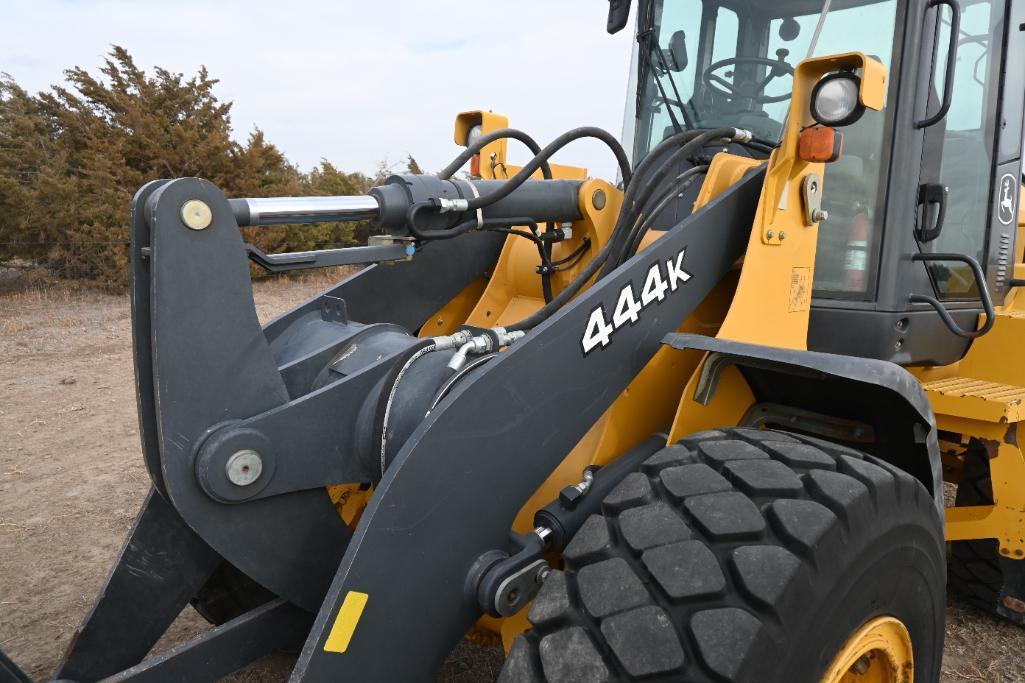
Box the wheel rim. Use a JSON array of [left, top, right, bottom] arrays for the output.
[[821, 616, 914, 683]]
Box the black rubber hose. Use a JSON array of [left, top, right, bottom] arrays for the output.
[[541, 223, 555, 302], [480, 218, 554, 303], [592, 130, 703, 275], [504, 133, 708, 332], [371, 338, 436, 478], [600, 127, 738, 278], [426, 353, 497, 414], [552, 237, 591, 269], [465, 127, 633, 212], [438, 128, 553, 181], [505, 237, 614, 332], [506, 128, 742, 332], [405, 202, 479, 241], [622, 166, 709, 262]]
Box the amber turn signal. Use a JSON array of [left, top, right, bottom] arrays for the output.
[[799, 126, 844, 163]]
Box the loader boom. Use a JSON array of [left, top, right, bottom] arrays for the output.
[[31, 1, 1025, 681]]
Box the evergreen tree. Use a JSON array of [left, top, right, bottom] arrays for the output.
[[0, 47, 385, 287]]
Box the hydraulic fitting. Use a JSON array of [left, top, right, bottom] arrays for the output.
[[447, 327, 526, 371], [435, 198, 470, 214], [448, 337, 491, 371], [431, 330, 474, 351], [729, 128, 754, 143]]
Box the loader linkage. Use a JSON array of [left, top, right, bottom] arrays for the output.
[[50, 155, 763, 681]]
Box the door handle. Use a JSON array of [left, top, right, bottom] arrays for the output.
[[916, 183, 949, 242], [909, 252, 995, 338], [916, 0, 962, 129]]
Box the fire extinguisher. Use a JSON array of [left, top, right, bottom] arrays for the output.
[[844, 211, 870, 292]]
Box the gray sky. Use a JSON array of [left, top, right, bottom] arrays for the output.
[[3, 1, 636, 181]]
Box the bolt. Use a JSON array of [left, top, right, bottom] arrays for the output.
[[505, 588, 520, 605], [226, 449, 263, 486], [536, 565, 552, 585], [812, 209, 829, 223], [766, 230, 775, 239], [779, 231, 787, 241], [592, 189, 607, 211], [180, 200, 213, 230]]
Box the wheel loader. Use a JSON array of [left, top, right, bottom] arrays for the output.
[[10, 0, 1025, 681]]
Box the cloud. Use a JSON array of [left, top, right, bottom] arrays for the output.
[[2, 0, 635, 182]]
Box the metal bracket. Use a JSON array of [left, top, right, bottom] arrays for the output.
[[101, 599, 311, 682], [472, 532, 550, 617], [246, 240, 413, 273], [193, 362, 392, 504], [693, 351, 822, 406], [740, 402, 876, 443], [801, 172, 826, 226], [320, 296, 349, 324], [367, 234, 416, 261]]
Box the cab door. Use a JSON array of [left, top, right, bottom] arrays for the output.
[[912, 0, 1021, 313], [808, 0, 1025, 365]]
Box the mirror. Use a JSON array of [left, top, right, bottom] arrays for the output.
[[607, 0, 632, 34], [666, 30, 689, 71], [778, 17, 801, 41]]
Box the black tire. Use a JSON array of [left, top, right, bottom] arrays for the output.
[[948, 449, 1004, 615], [498, 428, 945, 683], [191, 561, 277, 626]]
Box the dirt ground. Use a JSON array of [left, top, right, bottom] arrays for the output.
[[1, 273, 1023, 682]]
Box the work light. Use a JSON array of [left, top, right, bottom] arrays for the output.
[[810, 72, 865, 127]]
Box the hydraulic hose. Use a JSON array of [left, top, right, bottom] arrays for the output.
[[427, 354, 497, 414], [405, 202, 479, 241], [375, 339, 437, 478], [506, 236, 615, 332], [465, 127, 633, 212], [591, 130, 704, 277], [600, 127, 741, 277], [373, 332, 471, 477], [481, 218, 555, 303], [507, 128, 749, 332], [623, 165, 709, 261], [438, 128, 553, 181]]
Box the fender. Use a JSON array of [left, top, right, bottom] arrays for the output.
[[663, 333, 944, 516]]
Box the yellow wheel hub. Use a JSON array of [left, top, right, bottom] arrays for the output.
[[822, 617, 914, 683]]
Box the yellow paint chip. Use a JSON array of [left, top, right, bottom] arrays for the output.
[[324, 591, 369, 654]]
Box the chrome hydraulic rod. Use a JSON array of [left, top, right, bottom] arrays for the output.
[[228, 176, 581, 231], [229, 195, 380, 227]]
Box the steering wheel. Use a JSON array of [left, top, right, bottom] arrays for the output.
[[701, 49, 796, 104]]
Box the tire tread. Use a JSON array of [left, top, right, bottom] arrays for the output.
[[499, 428, 943, 682]]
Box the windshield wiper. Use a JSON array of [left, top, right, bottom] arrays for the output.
[[637, 27, 693, 134], [652, 40, 695, 130], [807, 0, 834, 58]]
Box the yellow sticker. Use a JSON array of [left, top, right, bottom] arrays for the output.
[[324, 591, 369, 654]]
